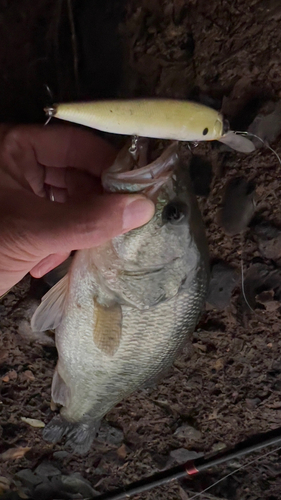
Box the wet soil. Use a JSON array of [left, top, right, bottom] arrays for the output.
[[1, 1, 281, 499]]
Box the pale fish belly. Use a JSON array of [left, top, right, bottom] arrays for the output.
[[53, 266, 207, 425]]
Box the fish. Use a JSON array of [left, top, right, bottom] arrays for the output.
[[45, 98, 255, 153], [31, 139, 209, 454]]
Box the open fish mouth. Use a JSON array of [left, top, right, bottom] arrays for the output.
[[101, 139, 179, 197]]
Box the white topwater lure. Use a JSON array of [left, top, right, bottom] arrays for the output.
[[45, 99, 255, 153]]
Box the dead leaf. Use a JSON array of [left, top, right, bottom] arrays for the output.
[[193, 342, 207, 352], [0, 350, 8, 363], [207, 409, 219, 420], [266, 401, 281, 409], [20, 370, 35, 382], [21, 417, 45, 428], [117, 444, 128, 459], [0, 476, 11, 495], [0, 447, 31, 461], [213, 358, 225, 371], [179, 486, 189, 500], [18, 490, 29, 499], [2, 370, 17, 383]]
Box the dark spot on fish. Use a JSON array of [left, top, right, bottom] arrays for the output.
[[203, 127, 208, 136]]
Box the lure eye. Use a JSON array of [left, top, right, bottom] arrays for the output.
[[203, 127, 208, 136], [162, 201, 188, 224]]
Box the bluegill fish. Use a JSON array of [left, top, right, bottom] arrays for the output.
[[45, 98, 255, 153], [31, 140, 209, 454]]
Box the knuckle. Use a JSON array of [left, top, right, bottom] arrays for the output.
[[2, 127, 25, 160]]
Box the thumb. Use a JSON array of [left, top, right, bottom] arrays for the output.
[[30, 192, 155, 257]]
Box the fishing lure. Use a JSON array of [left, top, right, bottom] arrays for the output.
[[45, 99, 255, 153]]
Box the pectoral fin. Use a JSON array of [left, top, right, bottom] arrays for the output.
[[93, 300, 122, 356], [30, 274, 69, 332], [218, 131, 255, 153]]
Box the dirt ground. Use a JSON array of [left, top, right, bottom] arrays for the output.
[[1, 0, 281, 499]]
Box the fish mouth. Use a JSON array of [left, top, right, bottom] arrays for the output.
[[102, 140, 179, 198]]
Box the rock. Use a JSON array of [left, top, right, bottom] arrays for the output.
[[15, 469, 42, 488], [170, 448, 203, 463], [211, 442, 227, 452], [97, 422, 124, 446], [248, 100, 281, 148], [174, 424, 202, 441], [242, 263, 281, 310], [207, 261, 238, 309], [60, 473, 99, 498], [33, 480, 56, 500], [53, 451, 70, 460], [91, 467, 107, 476], [246, 398, 261, 409], [218, 176, 256, 235], [0, 493, 23, 500], [150, 453, 171, 470], [255, 290, 280, 311], [253, 220, 281, 262], [35, 462, 61, 478]]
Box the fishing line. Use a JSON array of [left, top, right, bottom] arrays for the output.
[[187, 444, 281, 500], [43, 84, 55, 126], [240, 233, 255, 314], [233, 130, 281, 316], [234, 130, 281, 167]]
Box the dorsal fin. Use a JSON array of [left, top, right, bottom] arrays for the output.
[[31, 274, 69, 332]]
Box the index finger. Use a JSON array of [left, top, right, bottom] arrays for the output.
[[3, 124, 117, 177]]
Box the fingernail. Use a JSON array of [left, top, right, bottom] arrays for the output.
[[123, 197, 155, 231]]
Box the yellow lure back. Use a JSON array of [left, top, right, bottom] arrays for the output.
[[46, 99, 224, 142]]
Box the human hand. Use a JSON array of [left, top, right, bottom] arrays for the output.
[[0, 125, 155, 296]]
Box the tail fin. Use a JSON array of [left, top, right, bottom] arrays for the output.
[[43, 415, 100, 455]]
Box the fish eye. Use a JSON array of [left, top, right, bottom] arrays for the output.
[[203, 127, 208, 136], [162, 201, 188, 224]]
